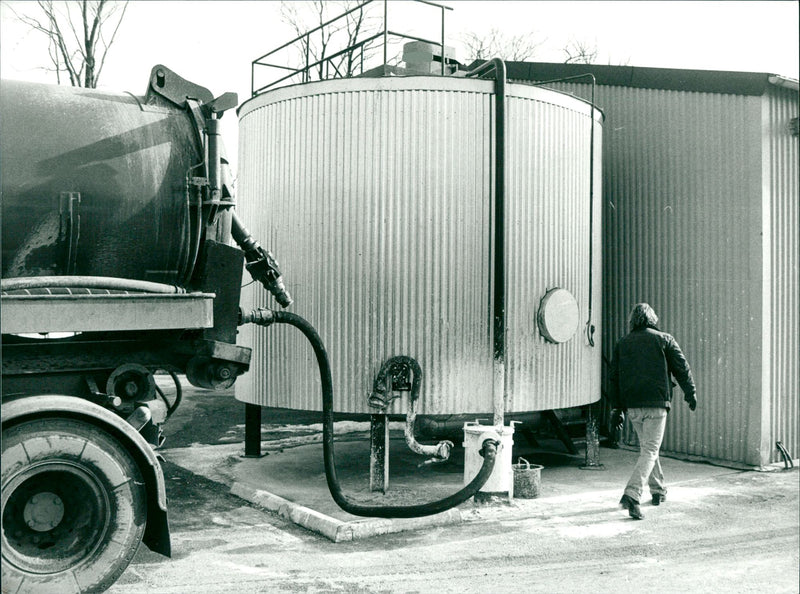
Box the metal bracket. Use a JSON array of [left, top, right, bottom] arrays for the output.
[[146, 64, 214, 108]]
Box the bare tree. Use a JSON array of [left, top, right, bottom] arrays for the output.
[[460, 28, 544, 63], [563, 38, 598, 64], [279, 0, 381, 81], [7, 0, 128, 87]]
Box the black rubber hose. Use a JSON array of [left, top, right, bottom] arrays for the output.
[[272, 310, 500, 518], [155, 370, 184, 420]]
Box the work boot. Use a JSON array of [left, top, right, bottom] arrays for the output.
[[652, 493, 666, 506], [619, 494, 644, 520]]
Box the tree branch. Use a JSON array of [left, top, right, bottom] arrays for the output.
[[94, 1, 128, 83]]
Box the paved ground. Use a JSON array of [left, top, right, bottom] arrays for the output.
[[107, 380, 799, 593]]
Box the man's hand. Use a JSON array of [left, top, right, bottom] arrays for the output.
[[685, 394, 697, 411], [611, 408, 625, 432]]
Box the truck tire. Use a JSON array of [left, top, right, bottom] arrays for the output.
[[1, 418, 147, 593]]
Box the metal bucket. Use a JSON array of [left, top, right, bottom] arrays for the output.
[[512, 458, 543, 499], [463, 422, 515, 495]]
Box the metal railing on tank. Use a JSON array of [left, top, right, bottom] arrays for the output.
[[251, 0, 454, 96]]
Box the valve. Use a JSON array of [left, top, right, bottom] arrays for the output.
[[230, 212, 292, 307]]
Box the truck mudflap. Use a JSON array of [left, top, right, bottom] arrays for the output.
[[1, 394, 171, 557]]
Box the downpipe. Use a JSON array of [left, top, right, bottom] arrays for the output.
[[465, 58, 507, 426], [241, 308, 500, 518]]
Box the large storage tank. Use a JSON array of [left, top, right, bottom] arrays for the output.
[[236, 75, 602, 418]]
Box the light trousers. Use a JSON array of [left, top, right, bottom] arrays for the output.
[[624, 407, 668, 501]]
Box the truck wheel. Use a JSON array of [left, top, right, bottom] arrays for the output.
[[1, 418, 147, 594]]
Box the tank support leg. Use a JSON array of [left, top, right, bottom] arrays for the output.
[[580, 405, 604, 470], [370, 413, 389, 492], [243, 403, 266, 458]]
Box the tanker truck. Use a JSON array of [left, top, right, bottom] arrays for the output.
[[0, 66, 293, 593]]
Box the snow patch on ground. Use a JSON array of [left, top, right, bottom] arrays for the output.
[[556, 521, 638, 538]]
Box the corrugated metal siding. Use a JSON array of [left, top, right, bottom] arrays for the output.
[[236, 78, 600, 416], [528, 80, 768, 464], [237, 80, 495, 414], [766, 87, 799, 464], [504, 88, 602, 411]]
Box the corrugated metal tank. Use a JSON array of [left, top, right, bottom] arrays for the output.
[[236, 76, 602, 417], [534, 77, 798, 466]]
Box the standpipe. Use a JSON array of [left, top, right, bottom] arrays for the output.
[[368, 356, 453, 463]]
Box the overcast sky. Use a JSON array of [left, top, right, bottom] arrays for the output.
[[2, 0, 797, 168]]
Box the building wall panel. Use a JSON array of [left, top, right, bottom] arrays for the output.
[[766, 87, 799, 464], [530, 79, 769, 464]]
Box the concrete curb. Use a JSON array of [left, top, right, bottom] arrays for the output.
[[230, 482, 464, 542]]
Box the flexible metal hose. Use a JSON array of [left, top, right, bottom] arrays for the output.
[[271, 310, 500, 518]]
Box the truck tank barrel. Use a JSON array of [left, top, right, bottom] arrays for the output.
[[0, 79, 205, 285]]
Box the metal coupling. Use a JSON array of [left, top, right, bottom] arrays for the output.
[[239, 307, 277, 327], [418, 440, 453, 466], [480, 438, 501, 457], [405, 408, 454, 464]]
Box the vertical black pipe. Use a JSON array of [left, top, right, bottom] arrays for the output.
[[465, 59, 507, 424], [493, 67, 506, 366], [586, 77, 597, 346]]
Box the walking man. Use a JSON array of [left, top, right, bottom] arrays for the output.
[[609, 303, 697, 520]]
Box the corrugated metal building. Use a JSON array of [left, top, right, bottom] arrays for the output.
[[499, 62, 799, 467]]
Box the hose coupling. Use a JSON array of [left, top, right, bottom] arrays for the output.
[[417, 440, 454, 466], [245, 250, 293, 308], [230, 211, 293, 307], [435, 440, 453, 460], [239, 307, 277, 327], [480, 438, 501, 458]]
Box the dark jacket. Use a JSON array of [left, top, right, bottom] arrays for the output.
[[609, 326, 696, 409]]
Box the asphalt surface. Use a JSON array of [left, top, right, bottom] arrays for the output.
[[107, 379, 799, 594]]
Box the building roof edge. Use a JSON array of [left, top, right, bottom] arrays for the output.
[[466, 60, 799, 96]]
